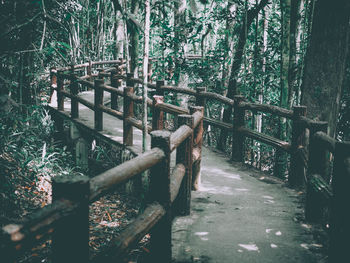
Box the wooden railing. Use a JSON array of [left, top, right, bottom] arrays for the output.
[[305, 131, 350, 262], [2, 60, 349, 262], [51, 60, 350, 262]]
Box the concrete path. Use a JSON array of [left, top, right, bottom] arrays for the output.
[[50, 92, 324, 262], [172, 148, 323, 262]]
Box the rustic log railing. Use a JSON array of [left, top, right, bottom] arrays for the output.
[[305, 131, 350, 262], [2, 60, 349, 262]]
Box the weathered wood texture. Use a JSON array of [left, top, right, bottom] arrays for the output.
[[191, 106, 204, 190], [289, 106, 307, 187], [149, 131, 172, 262], [170, 164, 186, 203], [0, 199, 78, 262], [152, 95, 164, 130], [94, 79, 104, 131], [52, 175, 90, 263], [90, 148, 165, 201], [175, 115, 194, 216], [238, 127, 291, 152], [305, 174, 332, 222], [91, 202, 165, 262], [330, 142, 350, 262], [239, 102, 294, 119]]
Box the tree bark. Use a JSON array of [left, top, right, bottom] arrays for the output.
[[301, 0, 350, 138]]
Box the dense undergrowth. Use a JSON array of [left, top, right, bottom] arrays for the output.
[[0, 103, 81, 225]]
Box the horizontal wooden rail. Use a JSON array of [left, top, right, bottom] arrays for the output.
[[126, 116, 152, 133], [170, 125, 193, 152], [91, 202, 166, 262], [299, 117, 328, 130], [170, 164, 186, 203], [203, 117, 233, 130], [90, 147, 165, 201], [100, 105, 123, 120], [76, 78, 94, 87], [156, 102, 189, 115], [1, 199, 78, 261], [199, 91, 234, 106], [238, 127, 292, 153], [60, 90, 95, 110], [239, 102, 293, 119], [312, 131, 336, 152]]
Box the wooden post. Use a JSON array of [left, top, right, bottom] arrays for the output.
[[305, 122, 329, 222], [94, 79, 104, 131], [175, 114, 194, 216], [330, 141, 350, 262], [232, 95, 245, 162], [70, 69, 79, 119], [123, 73, 134, 146], [52, 174, 90, 263], [308, 123, 328, 179], [289, 105, 307, 187], [152, 95, 164, 131], [110, 68, 119, 110], [97, 68, 104, 80], [57, 72, 64, 111], [195, 87, 206, 107], [190, 106, 204, 191], [156, 80, 165, 97], [150, 131, 172, 262]]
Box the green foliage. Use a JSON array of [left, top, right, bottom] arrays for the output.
[[0, 105, 80, 217]]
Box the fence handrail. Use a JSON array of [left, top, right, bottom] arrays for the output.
[[1, 82, 204, 261]]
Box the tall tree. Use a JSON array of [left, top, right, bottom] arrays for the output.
[[301, 0, 350, 138], [274, 0, 291, 178], [218, 0, 269, 151], [142, 0, 151, 152]]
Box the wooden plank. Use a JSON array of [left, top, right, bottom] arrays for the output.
[[238, 127, 291, 153], [90, 147, 165, 201]]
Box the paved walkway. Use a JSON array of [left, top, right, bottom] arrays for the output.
[[50, 92, 325, 262]]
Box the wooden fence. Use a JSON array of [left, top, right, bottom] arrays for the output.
[[1, 59, 349, 262]]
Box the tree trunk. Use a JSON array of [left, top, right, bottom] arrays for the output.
[[128, 0, 140, 76], [274, 0, 291, 179], [218, 0, 269, 151], [301, 0, 350, 138], [142, 0, 151, 152]]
